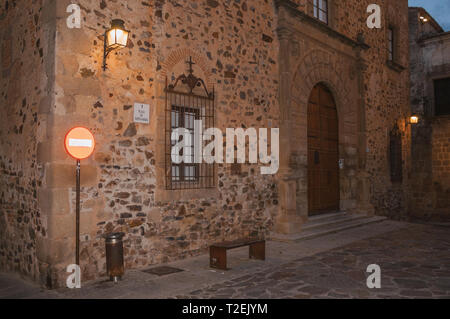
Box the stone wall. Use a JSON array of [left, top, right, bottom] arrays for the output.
[[275, 0, 411, 222], [0, 0, 413, 288], [409, 7, 450, 221], [40, 0, 280, 287], [0, 0, 56, 284], [362, 0, 411, 219], [276, 2, 365, 226], [432, 118, 450, 213]]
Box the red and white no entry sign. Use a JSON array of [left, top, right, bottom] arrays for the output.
[[64, 127, 95, 160], [64, 127, 96, 266]]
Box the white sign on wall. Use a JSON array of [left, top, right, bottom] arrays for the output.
[[133, 103, 150, 124]]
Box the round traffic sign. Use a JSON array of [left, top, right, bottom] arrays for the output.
[[64, 127, 95, 160]]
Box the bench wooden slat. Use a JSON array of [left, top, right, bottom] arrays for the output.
[[209, 239, 265, 270], [211, 239, 264, 249]]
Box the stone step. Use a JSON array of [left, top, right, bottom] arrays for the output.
[[307, 210, 348, 222], [270, 215, 387, 243], [302, 213, 370, 232]]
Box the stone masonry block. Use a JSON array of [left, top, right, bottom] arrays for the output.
[[46, 114, 91, 140], [47, 213, 74, 240], [38, 139, 72, 164], [57, 76, 101, 97], [36, 236, 75, 265], [45, 163, 98, 188], [38, 188, 71, 216]]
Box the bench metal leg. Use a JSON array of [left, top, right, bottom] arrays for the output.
[[249, 241, 265, 260], [210, 246, 227, 270]]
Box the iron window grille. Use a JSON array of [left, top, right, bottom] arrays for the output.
[[389, 124, 403, 184], [388, 27, 394, 62], [313, 0, 329, 24], [164, 57, 215, 190]]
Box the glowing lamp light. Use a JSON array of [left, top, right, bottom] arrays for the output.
[[409, 115, 419, 125], [106, 20, 129, 49], [103, 19, 130, 71], [419, 16, 429, 23]]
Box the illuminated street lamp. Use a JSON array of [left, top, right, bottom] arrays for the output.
[[409, 115, 419, 125], [419, 16, 429, 23], [103, 19, 130, 71]]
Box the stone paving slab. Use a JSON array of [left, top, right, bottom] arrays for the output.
[[175, 223, 450, 299], [0, 273, 59, 299], [1, 220, 449, 299]]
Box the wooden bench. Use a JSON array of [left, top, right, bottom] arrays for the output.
[[210, 239, 265, 270]]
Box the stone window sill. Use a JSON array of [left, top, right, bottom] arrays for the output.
[[386, 60, 406, 73]]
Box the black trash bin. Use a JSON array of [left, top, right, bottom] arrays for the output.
[[104, 232, 125, 283]]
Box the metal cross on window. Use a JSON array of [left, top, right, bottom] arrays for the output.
[[186, 56, 195, 75]]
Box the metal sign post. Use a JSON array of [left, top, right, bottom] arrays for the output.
[[75, 159, 81, 266], [64, 127, 95, 267]]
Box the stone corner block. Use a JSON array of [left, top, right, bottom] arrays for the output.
[[38, 187, 71, 216], [45, 163, 98, 188], [36, 236, 75, 266]]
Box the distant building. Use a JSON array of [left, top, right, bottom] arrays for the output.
[[409, 7, 450, 220]]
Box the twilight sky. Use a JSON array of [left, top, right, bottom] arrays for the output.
[[409, 0, 450, 31]]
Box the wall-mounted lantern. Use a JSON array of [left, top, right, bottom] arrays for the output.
[[103, 19, 130, 71], [408, 115, 420, 125]]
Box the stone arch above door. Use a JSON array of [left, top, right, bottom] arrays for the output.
[[285, 49, 356, 173], [290, 49, 351, 121], [273, 1, 372, 236], [275, 48, 361, 232]]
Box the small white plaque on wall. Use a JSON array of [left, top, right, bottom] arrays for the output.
[[133, 103, 150, 124]]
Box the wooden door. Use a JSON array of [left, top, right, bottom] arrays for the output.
[[307, 83, 339, 216]]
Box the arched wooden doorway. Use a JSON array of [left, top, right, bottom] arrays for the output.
[[307, 83, 340, 216]]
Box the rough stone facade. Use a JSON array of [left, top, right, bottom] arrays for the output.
[[274, 0, 411, 230], [409, 7, 450, 221], [0, 0, 56, 285], [0, 0, 413, 288]]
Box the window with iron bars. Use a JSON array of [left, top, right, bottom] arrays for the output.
[[164, 60, 215, 190], [388, 27, 395, 62], [170, 105, 199, 183], [389, 124, 403, 184], [313, 0, 328, 24]]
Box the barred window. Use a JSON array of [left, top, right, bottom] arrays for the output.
[[170, 106, 199, 182], [165, 57, 215, 190], [388, 27, 394, 62], [389, 124, 403, 183], [313, 0, 328, 24]]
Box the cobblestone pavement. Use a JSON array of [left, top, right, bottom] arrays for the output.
[[175, 224, 450, 299], [1, 222, 449, 299]]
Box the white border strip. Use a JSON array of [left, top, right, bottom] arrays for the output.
[[69, 139, 93, 148]]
